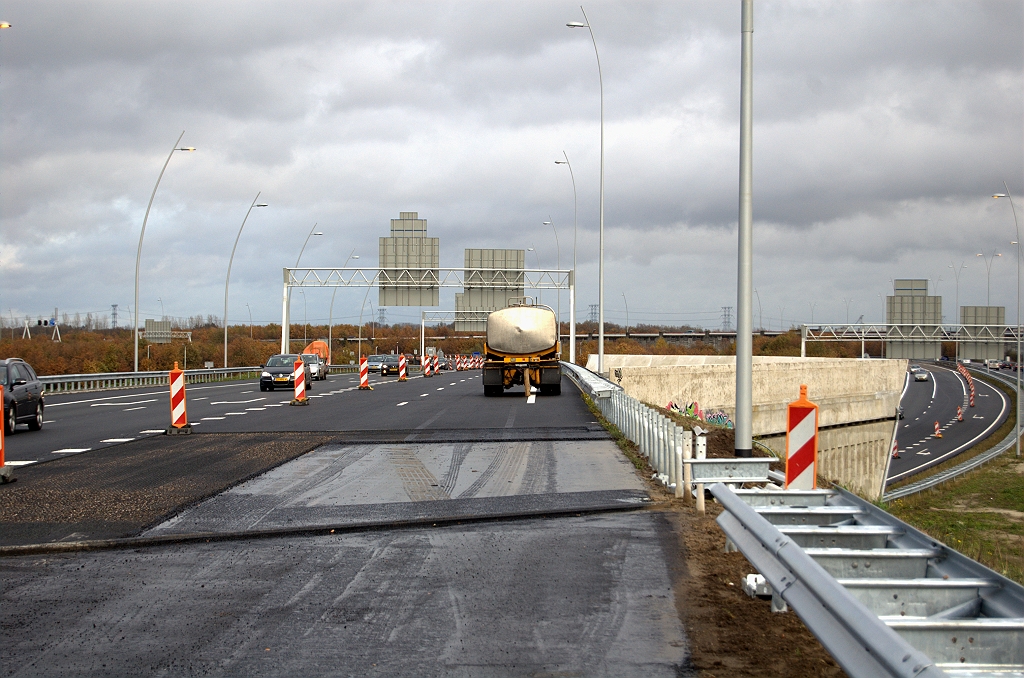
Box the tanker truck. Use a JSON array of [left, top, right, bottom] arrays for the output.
[[482, 301, 562, 396]]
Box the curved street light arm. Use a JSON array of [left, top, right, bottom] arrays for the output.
[[134, 130, 191, 373], [224, 191, 266, 368]]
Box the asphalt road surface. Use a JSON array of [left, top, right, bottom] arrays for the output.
[[3, 370, 587, 465], [887, 363, 1008, 485]]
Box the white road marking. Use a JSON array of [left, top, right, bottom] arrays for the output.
[[450, 383, 456, 385], [210, 398, 265, 405], [245, 407, 266, 411], [201, 417, 226, 420], [397, 401, 408, 406], [527, 394, 537, 404], [240, 391, 254, 394], [91, 399, 157, 407], [265, 404, 284, 407], [139, 429, 165, 434], [4, 460, 36, 466], [45, 382, 260, 407], [53, 448, 90, 454], [123, 406, 147, 411], [193, 397, 208, 401], [420, 394, 429, 397], [101, 438, 134, 443], [225, 412, 247, 415], [437, 387, 444, 391]]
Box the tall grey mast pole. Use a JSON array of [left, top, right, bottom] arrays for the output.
[[735, 0, 754, 458]]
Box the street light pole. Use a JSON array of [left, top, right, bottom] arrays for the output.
[[134, 131, 195, 372], [245, 303, 252, 339], [567, 8, 604, 375], [949, 260, 967, 362], [158, 297, 164, 320], [976, 249, 1002, 307], [555, 151, 578, 363], [993, 185, 1021, 458], [734, 0, 754, 458], [328, 250, 358, 365], [224, 192, 267, 368], [284, 224, 323, 353], [622, 292, 629, 335], [544, 219, 561, 347]]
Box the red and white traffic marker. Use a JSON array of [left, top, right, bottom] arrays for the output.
[[290, 356, 309, 405], [891, 439, 900, 459], [167, 362, 192, 433], [398, 354, 408, 382], [957, 405, 964, 422], [432, 354, 439, 374], [358, 355, 373, 390], [785, 384, 818, 490], [423, 355, 432, 378], [970, 391, 975, 408], [934, 421, 943, 438], [0, 385, 12, 483]]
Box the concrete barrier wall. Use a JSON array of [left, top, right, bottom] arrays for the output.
[[590, 355, 907, 436], [586, 355, 906, 501]]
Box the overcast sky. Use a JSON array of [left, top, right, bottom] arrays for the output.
[[0, 0, 1022, 331]]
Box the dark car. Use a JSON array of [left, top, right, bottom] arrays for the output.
[[259, 354, 313, 392], [2, 357, 45, 434], [381, 355, 401, 376]]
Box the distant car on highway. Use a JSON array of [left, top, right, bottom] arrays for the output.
[[260, 354, 313, 392], [909, 365, 924, 374], [1, 357, 45, 434], [914, 370, 929, 382], [300, 353, 326, 381], [366, 355, 386, 372], [380, 355, 401, 376]]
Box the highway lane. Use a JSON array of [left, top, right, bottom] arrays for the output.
[[2, 370, 592, 465], [887, 363, 1008, 485]]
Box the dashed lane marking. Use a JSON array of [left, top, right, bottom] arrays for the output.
[[201, 417, 226, 420], [420, 393, 429, 397], [193, 397, 208, 401], [101, 438, 135, 443], [265, 404, 284, 407], [139, 429, 165, 434], [123, 406, 147, 411], [245, 407, 266, 411], [397, 401, 408, 406], [225, 412, 246, 416], [53, 448, 90, 454], [437, 387, 444, 391], [91, 399, 157, 407], [210, 398, 266, 405], [527, 394, 537, 404]]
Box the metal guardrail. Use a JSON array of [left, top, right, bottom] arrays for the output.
[[714, 482, 1024, 677], [883, 366, 1020, 501], [560, 361, 621, 400], [40, 367, 263, 393]]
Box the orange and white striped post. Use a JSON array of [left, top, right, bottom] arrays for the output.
[[0, 385, 11, 483], [167, 362, 191, 433], [934, 421, 943, 438], [785, 385, 818, 490], [423, 355, 432, 378], [290, 357, 309, 405], [432, 354, 439, 374], [358, 355, 373, 390], [398, 354, 408, 382]]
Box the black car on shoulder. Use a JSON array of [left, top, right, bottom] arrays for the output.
[[2, 357, 45, 434], [381, 354, 401, 376], [259, 354, 313, 392]]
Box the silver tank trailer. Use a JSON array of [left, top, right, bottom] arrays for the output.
[[486, 306, 557, 355]]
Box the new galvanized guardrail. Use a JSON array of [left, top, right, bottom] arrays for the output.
[[714, 482, 1024, 677]]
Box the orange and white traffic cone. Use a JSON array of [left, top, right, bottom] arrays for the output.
[[934, 421, 942, 438], [358, 355, 373, 390], [957, 406, 963, 422], [291, 356, 309, 405], [398, 354, 408, 382], [0, 385, 12, 483], [166, 362, 192, 433]]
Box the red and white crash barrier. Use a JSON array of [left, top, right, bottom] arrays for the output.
[[290, 356, 309, 404], [359, 355, 372, 390], [398, 354, 408, 381], [785, 384, 818, 490], [167, 361, 191, 431]]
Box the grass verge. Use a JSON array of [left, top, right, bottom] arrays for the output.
[[581, 393, 645, 470]]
